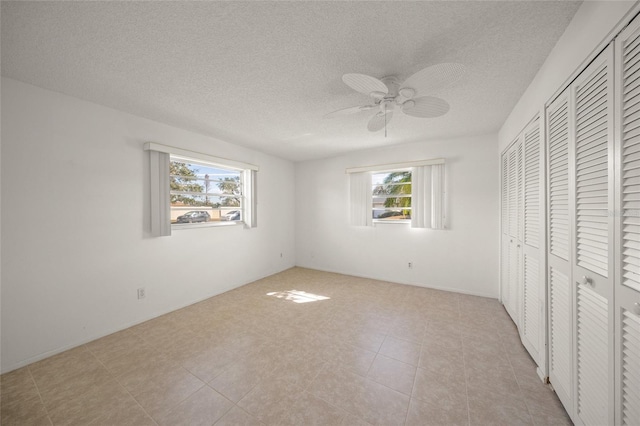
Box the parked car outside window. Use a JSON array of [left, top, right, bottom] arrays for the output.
[[176, 211, 211, 223], [222, 210, 241, 221]]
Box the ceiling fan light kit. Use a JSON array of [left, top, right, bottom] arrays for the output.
[[402, 100, 415, 111], [325, 63, 465, 135], [399, 87, 415, 98]]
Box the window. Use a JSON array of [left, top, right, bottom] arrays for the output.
[[170, 158, 243, 227], [347, 159, 445, 229], [145, 143, 258, 236], [372, 170, 412, 222]]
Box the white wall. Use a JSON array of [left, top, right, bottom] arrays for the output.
[[294, 134, 499, 298], [0, 78, 296, 373], [499, 0, 637, 151]]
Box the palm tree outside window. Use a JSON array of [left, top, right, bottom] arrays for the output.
[[372, 170, 412, 221]]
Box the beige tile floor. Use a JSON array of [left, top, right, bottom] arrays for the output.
[[1, 267, 572, 426]]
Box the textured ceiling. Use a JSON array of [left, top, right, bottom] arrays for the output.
[[1, 1, 581, 161]]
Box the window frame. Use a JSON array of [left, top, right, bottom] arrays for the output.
[[145, 143, 258, 236], [371, 168, 413, 224], [346, 158, 446, 229], [169, 155, 245, 230]]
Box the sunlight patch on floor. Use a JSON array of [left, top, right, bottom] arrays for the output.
[[266, 290, 330, 303]]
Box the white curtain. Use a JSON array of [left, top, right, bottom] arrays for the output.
[[431, 163, 445, 229], [149, 150, 171, 237], [411, 166, 432, 228], [243, 169, 258, 228], [349, 172, 372, 226]]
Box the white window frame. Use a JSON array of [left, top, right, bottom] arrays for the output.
[[347, 158, 446, 229], [145, 143, 258, 236], [371, 168, 413, 224]]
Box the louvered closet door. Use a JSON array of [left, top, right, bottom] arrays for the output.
[[520, 117, 545, 369], [514, 138, 524, 323], [501, 151, 512, 314], [504, 138, 522, 325], [616, 19, 640, 426], [571, 44, 615, 426], [547, 88, 573, 411]]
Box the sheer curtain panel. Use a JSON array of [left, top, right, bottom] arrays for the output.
[[431, 163, 445, 229], [349, 172, 372, 226], [411, 165, 432, 228], [149, 150, 171, 237]]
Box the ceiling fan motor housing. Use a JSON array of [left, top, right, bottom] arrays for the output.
[[380, 76, 400, 97], [373, 76, 416, 108]]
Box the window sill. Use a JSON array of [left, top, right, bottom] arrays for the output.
[[171, 221, 244, 230], [373, 220, 411, 225]]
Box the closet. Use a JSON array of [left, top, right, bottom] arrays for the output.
[[547, 43, 615, 426], [500, 12, 640, 425], [501, 116, 545, 371]]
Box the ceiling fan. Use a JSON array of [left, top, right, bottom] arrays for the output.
[[324, 63, 465, 135]]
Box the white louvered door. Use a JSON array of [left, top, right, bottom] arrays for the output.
[[514, 138, 524, 323], [547, 87, 574, 411], [503, 137, 523, 325], [571, 44, 615, 426], [615, 19, 640, 426], [501, 151, 511, 313], [521, 117, 545, 369], [545, 46, 615, 424]]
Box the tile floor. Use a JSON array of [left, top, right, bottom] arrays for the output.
[[1, 268, 572, 425]]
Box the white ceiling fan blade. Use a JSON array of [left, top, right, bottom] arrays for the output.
[[343, 73, 389, 96], [323, 104, 375, 119], [367, 111, 393, 132], [402, 96, 450, 118], [401, 63, 465, 96]]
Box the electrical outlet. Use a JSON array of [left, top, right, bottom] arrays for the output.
[[408, 262, 413, 269], [137, 288, 146, 299]]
